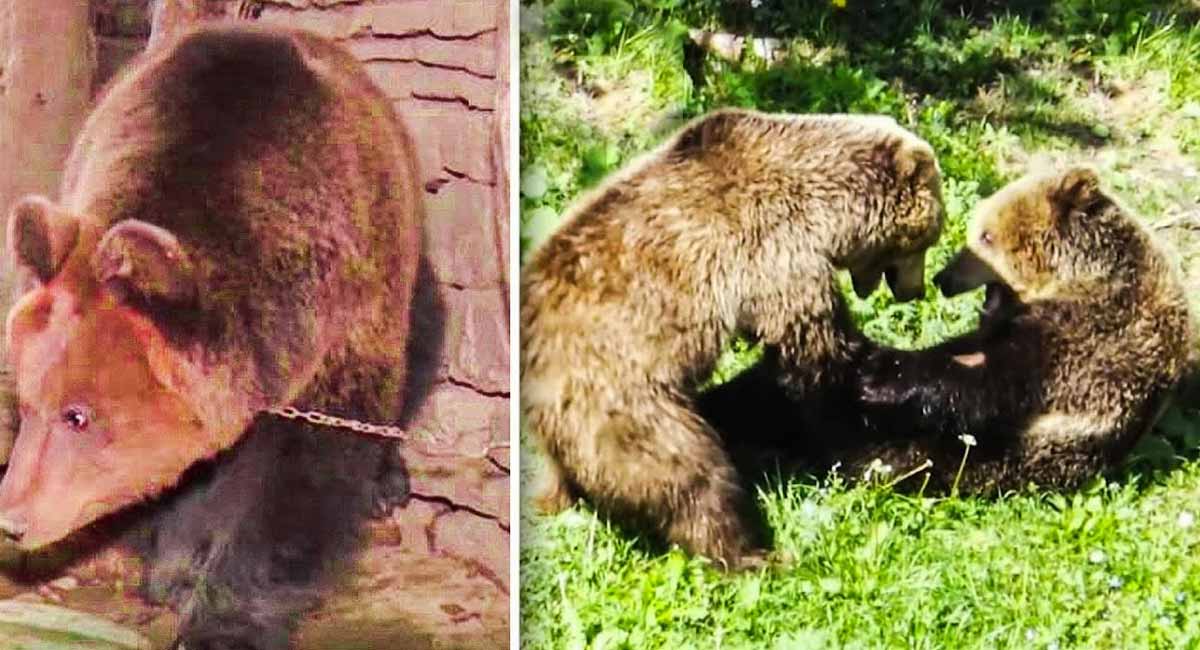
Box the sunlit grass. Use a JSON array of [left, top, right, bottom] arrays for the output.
[[519, 1, 1200, 647]]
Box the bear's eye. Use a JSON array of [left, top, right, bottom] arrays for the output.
[[62, 406, 90, 432], [980, 231, 995, 246]]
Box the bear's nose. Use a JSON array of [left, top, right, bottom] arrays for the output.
[[0, 513, 27, 542]]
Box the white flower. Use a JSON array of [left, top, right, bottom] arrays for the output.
[[1179, 511, 1195, 529], [1089, 550, 1107, 564], [863, 458, 895, 481], [1048, 642, 1060, 650], [1025, 629, 1036, 641], [750, 0, 763, 7], [958, 434, 977, 447], [1108, 576, 1123, 589]]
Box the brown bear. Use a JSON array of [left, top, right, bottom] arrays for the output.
[[521, 108, 944, 567], [701, 166, 1194, 494], [0, 24, 424, 649]]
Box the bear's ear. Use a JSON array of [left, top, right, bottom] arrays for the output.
[[671, 109, 752, 158], [894, 141, 940, 191], [92, 220, 197, 305], [7, 196, 80, 284], [1055, 166, 1103, 216]]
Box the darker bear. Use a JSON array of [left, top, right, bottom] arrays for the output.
[[701, 167, 1194, 494], [0, 24, 425, 649], [521, 108, 944, 566]]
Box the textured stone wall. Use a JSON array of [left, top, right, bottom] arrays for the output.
[[0, 1, 511, 647], [206, 1, 513, 643]]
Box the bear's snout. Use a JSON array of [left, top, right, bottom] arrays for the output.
[[935, 248, 1000, 297]]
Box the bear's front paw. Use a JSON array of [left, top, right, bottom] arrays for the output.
[[841, 335, 869, 363], [174, 604, 291, 650], [172, 638, 256, 650], [859, 377, 921, 407], [857, 354, 920, 407]]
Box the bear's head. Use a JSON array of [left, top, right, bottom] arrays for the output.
[[936, 166, 1125, 302], [0, 196, 252, 549], [670, 109, 944, 302], [832, 118, 944, 302]]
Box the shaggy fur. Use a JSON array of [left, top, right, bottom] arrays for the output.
[[701, 167, 1194, 494], [0, 25, 426, 649], [521, 108, 944, 566]]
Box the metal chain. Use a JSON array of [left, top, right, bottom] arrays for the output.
[[265, 406, 429, 442], [266, 406, 511, 464]]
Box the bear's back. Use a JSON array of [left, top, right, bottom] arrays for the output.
[[60, 24, 417, 280], [49, 24, 420, 397]]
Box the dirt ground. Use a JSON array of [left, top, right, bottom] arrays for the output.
[[0, 517, 508, 650]]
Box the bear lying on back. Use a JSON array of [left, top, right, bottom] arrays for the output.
[[701, 167, 1194, 493], [521, 108, 944, 566], [0, 25, 423, 649]]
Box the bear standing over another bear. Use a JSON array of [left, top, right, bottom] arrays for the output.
[[0, 25, 422, 649], [701, 166, 1194, 494], [521, 108, 945, 567]]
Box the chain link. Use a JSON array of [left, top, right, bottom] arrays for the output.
[[265, 406, 431, 442], [266, 406, 514, 467]]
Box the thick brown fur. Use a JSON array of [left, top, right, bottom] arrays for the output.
[[520, 109, 944, 566], [55, 25, 420, 409], [702, 166, 1195, 494], [0, 24, 424, 649]]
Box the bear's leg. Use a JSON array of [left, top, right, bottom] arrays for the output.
[[750, 275, 861, 400], [567, 391, 761, 568], [143, 418, 397, 650], [533, 451, 579, 514]]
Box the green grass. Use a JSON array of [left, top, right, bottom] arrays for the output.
[[523, 467, 1200, 650], [520, 1, 1200, 647]]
